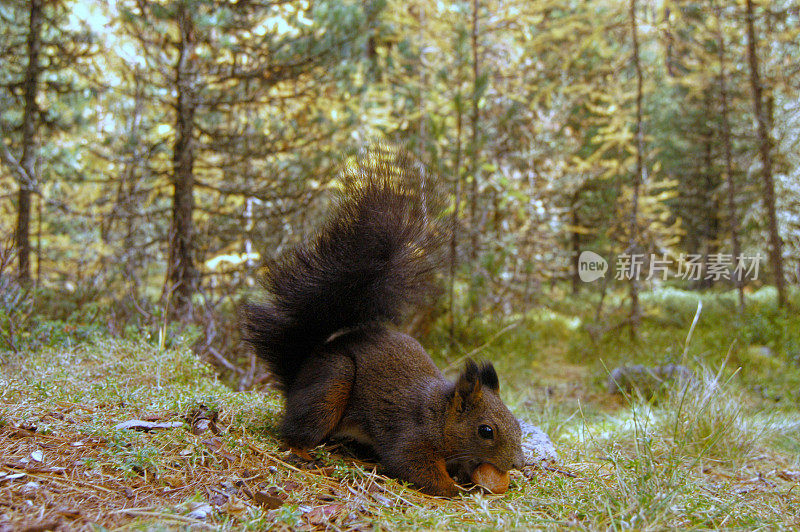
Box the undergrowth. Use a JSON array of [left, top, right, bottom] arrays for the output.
[[0, 287, 798, 529]]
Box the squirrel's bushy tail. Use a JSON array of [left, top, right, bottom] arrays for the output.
[[243, 148, 444, 388]]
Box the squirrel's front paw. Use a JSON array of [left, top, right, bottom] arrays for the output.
[[418, 459, 461, 497], [419, 480, 460, 497], [288, 447, 314, 461], [434, 483, 461, 497]]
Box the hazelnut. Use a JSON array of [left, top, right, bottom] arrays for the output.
[[470, 463, 510, 494]]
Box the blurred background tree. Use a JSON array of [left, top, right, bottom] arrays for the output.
[[1, 0, 798, 383]]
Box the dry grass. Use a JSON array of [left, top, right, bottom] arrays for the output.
[[1, 323, 799, 530]]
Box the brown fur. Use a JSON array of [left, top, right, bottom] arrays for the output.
[[283, 327, 524, 496], [243, 151, 524, 496]]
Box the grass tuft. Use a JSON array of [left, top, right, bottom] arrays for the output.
[[1, 287, 799, 529]]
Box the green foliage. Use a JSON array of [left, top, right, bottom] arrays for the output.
[[3, 300, 800, 529], [1, 1, 799, 527], [2, 0, 798, 339]]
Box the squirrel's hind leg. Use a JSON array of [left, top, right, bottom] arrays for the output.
[[280, 353, 354, 449]]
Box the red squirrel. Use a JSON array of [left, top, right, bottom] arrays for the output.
[[243, 149, 524, 496]]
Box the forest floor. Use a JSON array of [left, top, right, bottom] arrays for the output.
[[1, 287, 800, 530]]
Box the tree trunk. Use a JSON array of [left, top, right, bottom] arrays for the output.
[[167, 3, 199, 316], [469, 0, 480, 262], [628, 0, 643, 333], [123, 69, 146, 293], [417, 2, 427, 156], [700, 91, 719, 289], [715, 0, 745, 311], [468, 0, 481, 317], [16, 190, 31, 282], [15, 0, 43, 283], [663, 7, 675, 77], [36, 195, 42, 287], [449, 92, 463, 344], [745, 0, 786, 307], [571, 191, 581, 295]]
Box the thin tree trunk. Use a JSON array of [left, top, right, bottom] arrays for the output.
[[468, 0, 481, 317], [15, 0, 43, 283], [418, 2, 426, 156], [745, 0, 785, 307], [449, 94, 463, 344], [715, 1, 745, 311], [124, 70, 145, 293], [571, 191, 581, 295], [628, 0, 643, 333], [167, 3, 199, 317], [16, 190, 31, 282], [664, 7, 675, 77], [701, 91, 718, 289], [469, 0, 480, 262], [36, 194, 42, 287]]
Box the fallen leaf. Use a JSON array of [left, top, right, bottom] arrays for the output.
[[202, 439, 236, 462], [282, 481, 301, 492], [114, 420, 183, 432], [17, 520, 60, 531], [162, 474, 184, 488], [305, 504, 344, 525], [203, 438, 222, 452], [372, 494, 392, 506], [209, 492, 228, 507], [184, 404, 220, 435], [252, 490, 284, 509], [20, 481, 41, 498], [55, 507, 82, 519], [19, 422, 37, 433], [193, 419, 211, 435], [222, 495, 248, 518]]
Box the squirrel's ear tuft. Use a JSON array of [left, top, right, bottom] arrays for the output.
[[478, 362, 499, 392], [451, 359, 482, 412]]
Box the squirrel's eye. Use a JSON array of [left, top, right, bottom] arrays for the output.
[[478, 424, 494, 440]]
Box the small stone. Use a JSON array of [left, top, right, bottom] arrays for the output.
[[607, 364, 694, 398], [186, 503, 213, 520], [519, 420, 558, 464]]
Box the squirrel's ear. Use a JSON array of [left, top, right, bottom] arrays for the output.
[[451, 359, 482, 412], [478, 362, 499, 392]]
